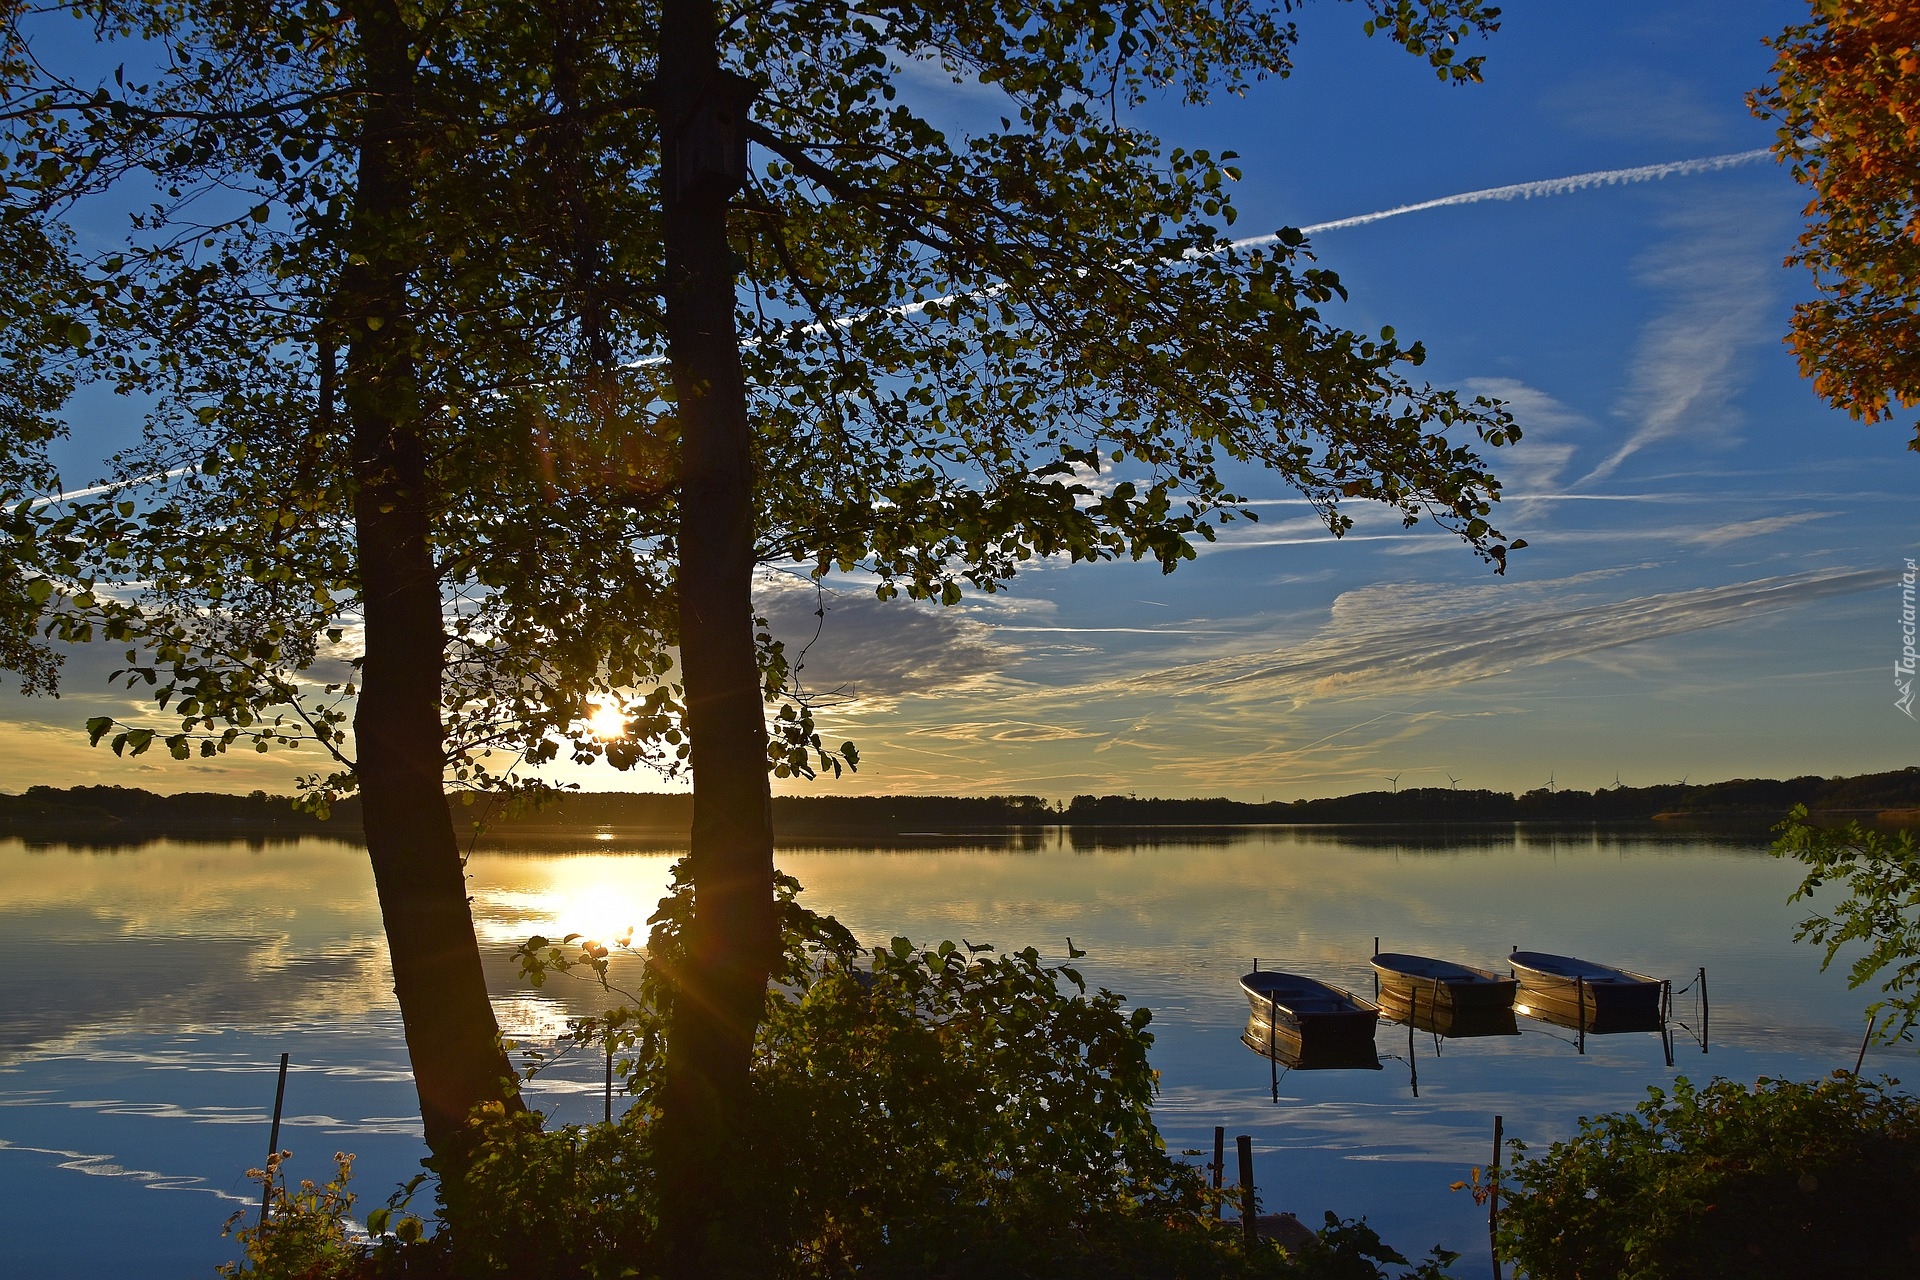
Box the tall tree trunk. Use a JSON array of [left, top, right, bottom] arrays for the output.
[[341, 0, 520, 1164], [655, 2, 777, 1273]]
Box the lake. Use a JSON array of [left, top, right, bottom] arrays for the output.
[[0, 825, 1898, 1277]]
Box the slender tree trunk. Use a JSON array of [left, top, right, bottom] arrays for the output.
[[655, 1, 777, 1273], [341, 0, 520, 1163]]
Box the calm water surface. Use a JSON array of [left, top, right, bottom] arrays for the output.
[[0, 826, 1898, 1277]]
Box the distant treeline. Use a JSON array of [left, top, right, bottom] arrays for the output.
[[0, 784, 344, 833], [1060, 768, 1920, 826], [3, 767, 1916, 839]]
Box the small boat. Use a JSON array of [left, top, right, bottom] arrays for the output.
[[1509, 950, 1663, 1034], [1371, 952, 1517, 1013], [1241, 970, 1381, 1063]]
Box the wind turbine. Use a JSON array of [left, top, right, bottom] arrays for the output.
[[1385, 772, 1402, 794], [1445, 773, 1461, 790]]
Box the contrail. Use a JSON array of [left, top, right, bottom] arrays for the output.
[[760, 148, 1778, 343], [30, 150, 1772, 505], [27, 465, 197, 508], [1243, 147, 1773, 247]]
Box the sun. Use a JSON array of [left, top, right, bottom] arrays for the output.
[[585, 699, 628, 741]]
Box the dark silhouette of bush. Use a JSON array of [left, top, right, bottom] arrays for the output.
[[1497, 1073, 1920, 1280]]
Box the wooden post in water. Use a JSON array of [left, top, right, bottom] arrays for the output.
[[1575, 976, 1586, 1054], [260, 1052, 289, 1231], [1661, 979, 1674, 1066], [1237, 1134, 1256, 1247], [1373, 936, 1380, 1000], [1212, 1126, 1225, 1220], [1268, 993, 1279, 1102], [1489, 1114, 1504, 1280], [1854, 1014, 1876, 1075], [1407, 985, 1418, 1097], [604, 1022, 615, 1124]]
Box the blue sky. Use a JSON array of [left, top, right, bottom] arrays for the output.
[[5, 0, 1915, 801], [761, 0, 1919, 801]]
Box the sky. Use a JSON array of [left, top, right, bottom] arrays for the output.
[[4, 0, 1917, 802]]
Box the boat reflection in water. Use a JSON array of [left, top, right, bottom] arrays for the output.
[[1377, 986, 1519, 1039], [1240, 1015, 1383, 1071]]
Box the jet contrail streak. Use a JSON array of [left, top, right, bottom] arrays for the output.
[[28, 465, 198, 508], [1242, 147, 1773, 248], [31, 150, 1773, 505], [702, 146, 1778, 355]]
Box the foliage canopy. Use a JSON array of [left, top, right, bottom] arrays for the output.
[[1753, 0, 1920, 445], [1773, 806, 1920, 1045], [3, 0, 1519, 800], [1496, 1073, 1920, 1280]]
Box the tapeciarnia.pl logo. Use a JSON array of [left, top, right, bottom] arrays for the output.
[[1900, 558, 1917, 720]]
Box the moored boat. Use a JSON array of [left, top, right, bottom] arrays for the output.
[[1241, 969, 1380, 1060], [1509, 950, 1663, 1034], [1371, 952, 1517, 1012]]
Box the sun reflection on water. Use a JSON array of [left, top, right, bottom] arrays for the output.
[[469, 853, 675, 953]]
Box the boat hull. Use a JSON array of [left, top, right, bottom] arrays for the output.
[[1371, 954, 1517, 1015], [1241, 971, 1381, 1060], [1509, 952, 1663, 1034]]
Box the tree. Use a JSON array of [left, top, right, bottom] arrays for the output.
[[2, 0, 671, 1160], [1752, 0, 1920, 445], [1773, 806, 1920, 1046], [639, 2, 1516, 1265], [0, 211, 76, 696], [0, 8, 81, 696], [8, 0, 1519, 1270]]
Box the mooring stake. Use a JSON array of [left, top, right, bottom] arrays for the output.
[[1854, 1013, 1876, 1076], [260, 1052, 289, 1231], [1237, 1134, 1256, 1246], [1489, 1114, 1504, 1280], [1575, 976, 1586, 1054], [1212, 1126, 1225, 1220]]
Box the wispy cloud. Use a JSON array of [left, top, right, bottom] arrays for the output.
[[1543, 70, 1733, 146], [1463, 377, 1588, 500], [754, 573, 1009, 708], [909, 721, 1104, 743], [1577, 201, 1786, 485], [1686, 512, 1835, 546], [1106, 568, 1881, 704]]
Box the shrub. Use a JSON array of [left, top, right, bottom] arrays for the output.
[[1497, 1073, 1920, 1279], [229, 863, 1458, 1278], [219, 1150, 433, 1279]]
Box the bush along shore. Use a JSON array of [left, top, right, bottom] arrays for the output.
[[7, 765, 1919, 842], [221, 863, 1458, 1280]]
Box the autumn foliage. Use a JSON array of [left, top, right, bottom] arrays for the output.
[[1753, 1, 1920, 443]]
